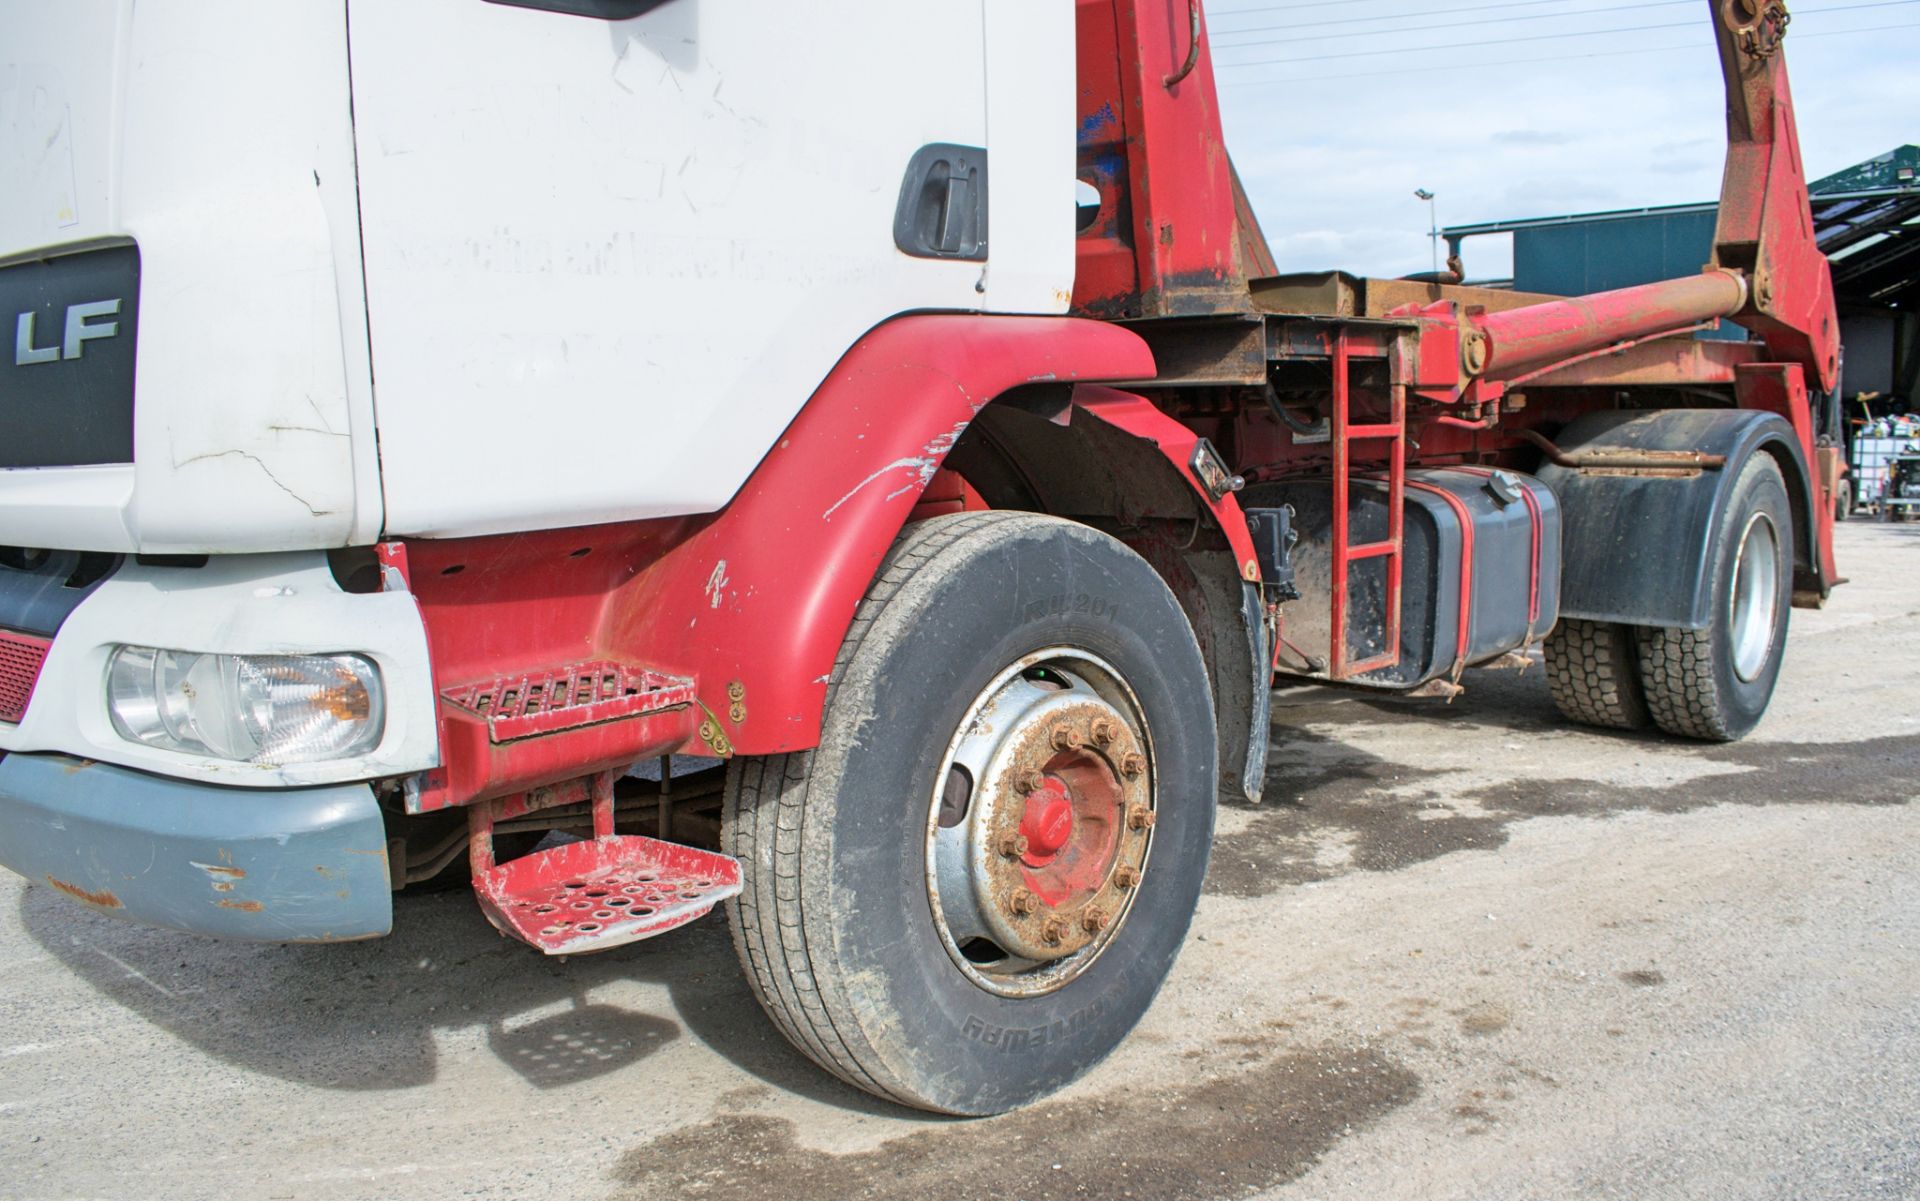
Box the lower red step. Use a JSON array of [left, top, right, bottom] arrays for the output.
[[474, 835, 742, 955]]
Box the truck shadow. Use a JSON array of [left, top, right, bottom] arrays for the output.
[[1211, 666, 1918, 899], [15, 880, 896, 1114]]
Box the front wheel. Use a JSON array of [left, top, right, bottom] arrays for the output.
[[722, 512, 1218, 1114]]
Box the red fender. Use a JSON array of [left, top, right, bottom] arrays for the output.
[[604, 316, 1156, 755]]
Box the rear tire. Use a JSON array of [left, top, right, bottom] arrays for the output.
[[1544, 618, 1652, 730], [722, 512, 1217, 1114], [1635, 454, 1793, 741]]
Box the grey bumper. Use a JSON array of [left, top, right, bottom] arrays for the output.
[[0, 752, 392, 942]]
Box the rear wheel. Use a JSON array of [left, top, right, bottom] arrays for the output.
[[1543, 618, 1652, 731], [722, 512, 1217, 1114], [1635, 454, 1793, 741]]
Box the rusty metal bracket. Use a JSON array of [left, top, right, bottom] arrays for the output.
[[1516, 428, 1726, 472], [1724, 0, 1790, 59], [693, 699, 735, 758]]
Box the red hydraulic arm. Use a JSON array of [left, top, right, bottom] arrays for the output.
[[1404, 0, 1840, 406], [1708, 0, 1840, 392]]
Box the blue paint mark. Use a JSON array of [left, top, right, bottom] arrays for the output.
[[1077, 102, 1118, 147]]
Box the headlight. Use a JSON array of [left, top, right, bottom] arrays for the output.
[[107, 647, 385, 764]]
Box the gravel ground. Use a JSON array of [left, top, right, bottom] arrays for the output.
[[1, 519, 1916, 1201]]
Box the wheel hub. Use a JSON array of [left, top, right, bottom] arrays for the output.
[[928, 655, 1155, 995]]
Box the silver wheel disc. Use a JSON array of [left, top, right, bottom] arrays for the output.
[[924, 649, 1156, 999], [1728, 511, 1780, 682]]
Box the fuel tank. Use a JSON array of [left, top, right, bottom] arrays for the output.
[[1252, 468, 1562, 689]]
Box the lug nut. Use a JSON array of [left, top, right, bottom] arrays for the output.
[[1120, 752, 1146, 778], [1090, 718, 1117, 746], [1114, 865, 1142, 889], [998, 832, 1031, 859], [1009, 889, 1038, 916], [1081, 908, 1110, 934], [1127, 805, 1156, 831], [1041, 917, 1066, 945], [1016, 771, 1042, 794], [1050, 726, 1079, 751]]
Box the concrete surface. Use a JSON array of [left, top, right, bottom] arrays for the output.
[[2, 518, 1917, 1201]]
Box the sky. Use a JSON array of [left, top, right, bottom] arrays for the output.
[[1212, 0, 1920, 280]]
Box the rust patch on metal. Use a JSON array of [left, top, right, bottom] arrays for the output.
[[215, 899, 265, 912], [193, 861, 246, 879], [45, 875, 122, 908]]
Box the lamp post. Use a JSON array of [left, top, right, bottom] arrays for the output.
[[1414, 188, 1438, 276]]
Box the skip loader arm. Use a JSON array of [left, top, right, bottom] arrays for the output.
[[1400, 0, 1840, 410]]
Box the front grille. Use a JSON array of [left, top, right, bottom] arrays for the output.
[[0, 629, 52, 723]]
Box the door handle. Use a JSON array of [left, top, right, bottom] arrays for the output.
[[894, 144, 989, 262]]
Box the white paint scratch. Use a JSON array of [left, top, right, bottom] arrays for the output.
[[822, 420, 973, 519]]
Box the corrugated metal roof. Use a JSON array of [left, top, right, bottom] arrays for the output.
[[1444, 146, 1920, 310]]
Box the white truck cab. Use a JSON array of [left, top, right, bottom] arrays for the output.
[[2, 1, 1075, 930]]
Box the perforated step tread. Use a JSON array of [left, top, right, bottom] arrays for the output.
[[474, 835, 741, 955]]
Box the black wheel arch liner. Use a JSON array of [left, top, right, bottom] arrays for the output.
[[1537, 408, 1820, 631], [946, 388, 1270, 806]]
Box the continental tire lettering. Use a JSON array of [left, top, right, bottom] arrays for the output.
[[1020, 592, 1118, 624], [962, 998, 1109, 1052]]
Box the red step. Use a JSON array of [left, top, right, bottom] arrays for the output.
[[474, 834, 742, 955]]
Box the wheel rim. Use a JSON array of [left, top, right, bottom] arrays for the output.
[[925, 649, 1155, 998], [1728, 511, 1781, 682]]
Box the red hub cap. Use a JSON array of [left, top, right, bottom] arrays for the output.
[[1019, 778, 1075, 864]]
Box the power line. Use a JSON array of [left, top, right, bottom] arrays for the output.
[[1213, 0, 1689, 40], [1214, 0, 1919, 69], [1209, 0, 1420, 17], [1218, 19, 1920, 85]]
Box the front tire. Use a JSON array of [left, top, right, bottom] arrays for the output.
[[722, 512, 1217, 1114], [1635, 454, 1793, 741]]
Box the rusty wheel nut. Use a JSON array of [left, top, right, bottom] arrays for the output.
[[1127, 805, 1156, 831], [1041, 917, 1066, 945], [1081, 908, 1110, 934], [1090, 718, 1117, 746], [998, 832, 1031, 859], [1016, 771, 1042, 794], [1120, 752, 1146, 778], [1009, 889, 1038, 916], [1114, 865, 1142, 889], [1050, 726, 1079, 751]]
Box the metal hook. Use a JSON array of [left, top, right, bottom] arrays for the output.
[[1164, 0, 1201, 88]]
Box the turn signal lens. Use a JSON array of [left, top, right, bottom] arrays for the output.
[[107, 647, 385, 764]]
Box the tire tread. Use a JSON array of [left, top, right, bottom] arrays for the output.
[[722, 512, 1015, 1106], [1543, 618, 1650, 730], [1635, 625, 1730, 740]]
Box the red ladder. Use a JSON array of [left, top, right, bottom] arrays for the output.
[[1327, 332, 1407, 679]]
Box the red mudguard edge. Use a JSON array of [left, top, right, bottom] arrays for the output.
[[610, 315, 1156, 755]]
